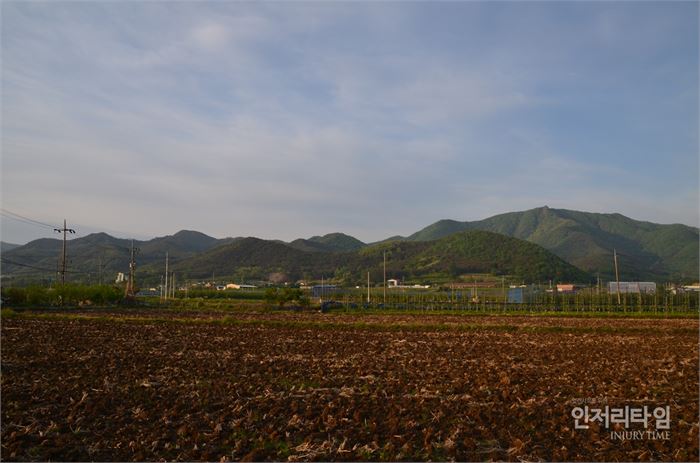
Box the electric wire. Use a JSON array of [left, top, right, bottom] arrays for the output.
[[0, 208, 58, 230]]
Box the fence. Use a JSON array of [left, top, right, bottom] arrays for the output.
[[317, 286, 699, 313]]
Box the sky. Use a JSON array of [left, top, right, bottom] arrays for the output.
[[1, 1, 698, 244]]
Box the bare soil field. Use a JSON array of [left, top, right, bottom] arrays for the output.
[[2, 310, 698, 461], [9, 306, 697, 331]]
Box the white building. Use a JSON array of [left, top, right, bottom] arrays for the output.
[[225, 283, 257, 290], [608, 282, 656, 294], [387, 279, 429, 289]]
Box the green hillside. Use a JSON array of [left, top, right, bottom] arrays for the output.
[[4, 207, 693, 285], [288, 233, 366, 253], [140, 230, 223, 256], [407, 207, 699, 281], [286, 239, 330, 253], [1, 242, 21, 253], [307, 233, 366, 251], [163, 230, 589, 284], [1, 233, 131, 283], [1, 230, 231, 283]]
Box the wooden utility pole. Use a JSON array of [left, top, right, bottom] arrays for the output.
[[383, 251, 386, 306], [367, 271, 370, 303], [164, 252, 169, 302], [613, 249, 621, 305], [125, 240, 139, 299], [53, 219, 75, 285]]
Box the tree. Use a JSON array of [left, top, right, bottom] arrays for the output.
[[265, 287, 309, 309]]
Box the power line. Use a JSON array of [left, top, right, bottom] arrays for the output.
[[0, 257, 88, 274], [0, 208, 58, 230], [1, 208, 145, 244], [0, 211, 49, 230], [0, 258, 56, 273], [2, 239, 130, 279], [1, 212, 57, 231]]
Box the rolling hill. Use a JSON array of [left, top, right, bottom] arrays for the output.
[[1, 242, 21, 253], [160, 230, 589, 285], [2, 207, 695, 285], [0, 230, 233, 284], [288, 233, 366, 253], [405, 207, 699, 281]]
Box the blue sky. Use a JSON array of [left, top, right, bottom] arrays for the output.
[[1, 1, 698, 244]]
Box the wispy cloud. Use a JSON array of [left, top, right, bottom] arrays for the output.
[[1, 1, 697, 244]]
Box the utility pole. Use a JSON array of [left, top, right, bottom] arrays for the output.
[[125, 240, 139, 299], [502, 276, 505, 304], [53, 219, 76, 285], [367, 271, 370, 304], [164, 252, 169, 302], [613, 249, 621, 305], [383, 251, 386, 306]]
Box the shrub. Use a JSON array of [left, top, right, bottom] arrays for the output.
[[0, 284, 122, 306]]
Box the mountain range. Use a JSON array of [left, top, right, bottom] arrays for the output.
[[401, 207, 698, 281], [1, 207, 697, 285], [162, 230, 589, 285]]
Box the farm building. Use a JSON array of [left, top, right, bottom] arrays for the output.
[[608, 282, 656, 294], [225, 283, 257, 290], [388, 279, 430, 289], [556, 284, 577, 293]]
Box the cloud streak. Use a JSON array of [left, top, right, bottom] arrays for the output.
[[1, 2, 697, 244]]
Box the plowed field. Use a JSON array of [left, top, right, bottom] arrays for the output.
[[2, 310, 698, 461]]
